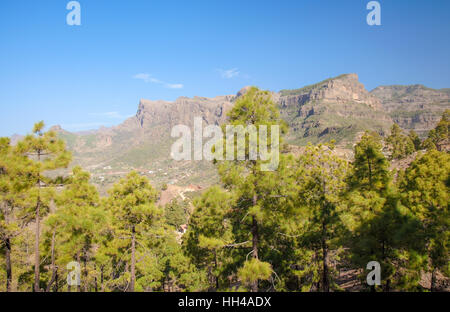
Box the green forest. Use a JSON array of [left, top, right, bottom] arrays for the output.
[[0, 88, 449, 292]]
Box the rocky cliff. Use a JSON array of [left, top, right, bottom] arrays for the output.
[[278, 73, 393, 147], [371, 85, 450, 136]]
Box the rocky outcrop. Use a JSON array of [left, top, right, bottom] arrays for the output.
[[371, 85, 450, 136], [135, 95, 233, 130], [278, 74, 392, 145], [280, 74, 382, 110]]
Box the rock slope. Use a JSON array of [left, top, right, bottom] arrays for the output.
[[371, 84, 450, 136]]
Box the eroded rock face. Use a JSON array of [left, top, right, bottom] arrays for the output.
[[135, 95, 234, 130], [371, 85, 450, 135], [277, 74, 392, 145], [279, 74, 382, 110]]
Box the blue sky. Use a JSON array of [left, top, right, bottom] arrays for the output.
[[1, 0, 449, 136]]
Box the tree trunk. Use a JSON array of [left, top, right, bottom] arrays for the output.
[[83, 254, 88, 292], [431, 267, 437, 292], [251, 206, 259, 292], [5, 237, 12, 292], [101, 266, 105, 292], [322, 221, 329, 292], [130, 225, 136, 292], [34, 151, 41, 292], [214, 250, 219, 291], [76, 253, 81, 292], [367, 158, 373, 188], [385, 279, 391, 292], [34, 195, 41, 292], [381, 240, 391, 292], [55, 269, 58, 292], [46, 231, 57, 292], [2, 203, 13, 292], [94, 263, 98, 292]]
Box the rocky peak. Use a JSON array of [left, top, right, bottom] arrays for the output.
[[277, 74, 392, 145], [134, 95, 234, 130], [279, 73, 382, 110], [49, 125, 63, 132]]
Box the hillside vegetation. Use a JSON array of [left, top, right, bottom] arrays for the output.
[[1, 90, 448, 292]]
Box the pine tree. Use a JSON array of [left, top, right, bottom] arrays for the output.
[[421, 136, 437, 151], [0, 138, 17, 292], [386, 124, 415, 160], [350, 132, 390, 192], [0, 137, 35, 291], [293, 143, 349, 291], [238, 258, 272, 290], [105, 171, 161, 292], [164, 199, 187, 230], [16, 121, 71, 291], [424, 110, 449, 151], [156, 226, 207, 292], [215, 87, 288, 291], [183, 186, 236, 290], [46, 166, 106, 292], [399, 150, 449, 291], [408, 130, 422, 151], [345, 132, 422, 291]]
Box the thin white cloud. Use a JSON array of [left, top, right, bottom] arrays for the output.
[[133, 73, 151, 82], [89, 112, 134, 119], [133, 73, 183, 89], [166, 83, 184, 89], [217, 68, 240, 79]]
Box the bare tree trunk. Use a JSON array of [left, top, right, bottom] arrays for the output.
[[94, 263, 98, 292], [251, 194, 259, 292], [46, 231, 57, 292], [34, 194, 41, 292], [322, 221, 329, 292], [76, 253, 81, 292], [101, 266, 105, 292], [83, 255, 88, 292], [431, 267, 437, 292], [214, 250, 219, 291], [34, 151, 41, 292], [130, 225, 136, 292], [55, 269, 58, 292], [5, 237, 12, 292], [2, 203, 13, 292]]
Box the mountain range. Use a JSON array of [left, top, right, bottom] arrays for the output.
[[16, 73, 449, 192]]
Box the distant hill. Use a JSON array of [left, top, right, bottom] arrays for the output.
[[371, 84, 450, 137]]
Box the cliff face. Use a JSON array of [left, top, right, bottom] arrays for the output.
[[54, 94, 236, 191], [371, 85, 450, 136], [49, 74, 448, 190], [280, 73, 382, 110], [278, 73, 392, 146], [135, 96, 233, 130]]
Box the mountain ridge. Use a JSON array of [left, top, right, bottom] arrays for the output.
[[14, 73, 448, 191]]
